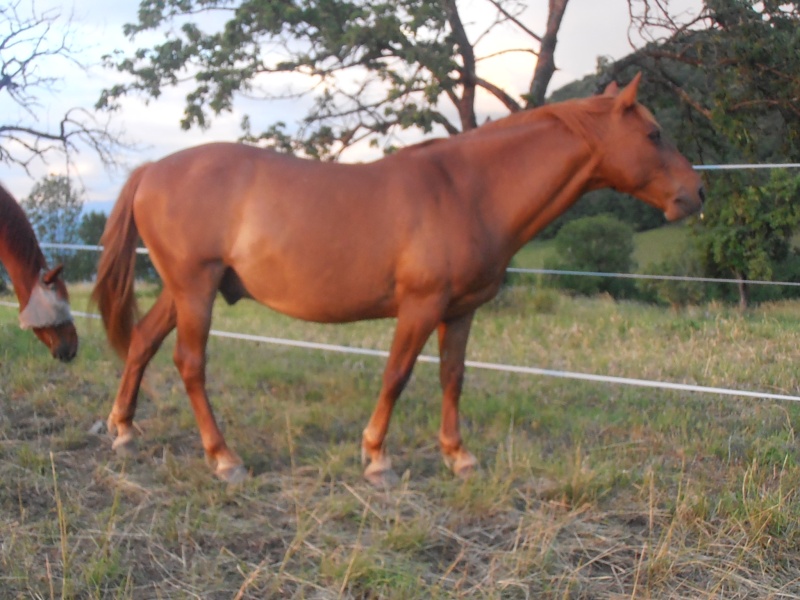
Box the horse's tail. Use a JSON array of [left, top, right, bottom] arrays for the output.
[[91, 164, 151, 359]]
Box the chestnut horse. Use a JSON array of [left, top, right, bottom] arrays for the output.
[[92, 75, 703, 485], [0, 184, 77, 361]]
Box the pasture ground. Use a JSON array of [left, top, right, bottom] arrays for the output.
[[2, 283, 800, 599]]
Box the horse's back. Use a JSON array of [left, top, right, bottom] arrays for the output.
[[133, 142, 407, 254], [131, 143, 432, 321]]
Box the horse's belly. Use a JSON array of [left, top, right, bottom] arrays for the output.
[[234, 262, 398, 323]]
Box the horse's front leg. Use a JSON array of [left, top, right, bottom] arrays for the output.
[[108, 290, 177, 453], [173, 291, 247, 484], [362, 300, 442, 487], [437, 311, 478, 478]]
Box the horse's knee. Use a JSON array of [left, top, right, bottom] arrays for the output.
[[173, 345, 205, 384]]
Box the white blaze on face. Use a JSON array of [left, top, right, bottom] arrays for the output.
[[18, 279, 73, 330]]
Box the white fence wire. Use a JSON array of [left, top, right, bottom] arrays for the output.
[[2, 301, 799, 404]]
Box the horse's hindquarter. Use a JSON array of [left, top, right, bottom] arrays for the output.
[[134, 144, 498, 323]]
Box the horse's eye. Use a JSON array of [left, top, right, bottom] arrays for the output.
[[648, 129, 662, 144]]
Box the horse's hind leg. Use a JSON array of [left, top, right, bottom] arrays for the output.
[[172, 284, 247, 484], [108, 289, 177, 453], [437, 312, 478, 478]]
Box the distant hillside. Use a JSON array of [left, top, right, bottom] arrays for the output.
[[548, 74, 599, 103]]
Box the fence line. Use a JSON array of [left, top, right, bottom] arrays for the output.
[[40, 243, 800, 288], [2, 300, 799, 405], [506, 267, 800, 287], [693, 163, 800, 171], [41, 243, 149, 255]]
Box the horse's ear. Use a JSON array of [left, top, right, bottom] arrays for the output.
[[602, 81, 620, 96], [42, 264, 64, 285], [615, 72, 642, 111]]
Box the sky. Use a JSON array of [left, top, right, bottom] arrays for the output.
[[0, 0, 703, 207]]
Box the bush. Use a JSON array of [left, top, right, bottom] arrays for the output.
[[638, 247, 708, 308], [543, 214, 638, 298]]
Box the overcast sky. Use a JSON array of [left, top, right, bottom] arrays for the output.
[[0, 0, 702, 206]]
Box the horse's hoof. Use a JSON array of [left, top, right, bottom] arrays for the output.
[[364, 466, 399, 488], [445, 450, 479, 479], [363, 454, 397, 488], [111, 432, 137, 457], [216, 464, 248, 485]]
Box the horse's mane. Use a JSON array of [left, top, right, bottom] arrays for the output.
[[0, 184, 47, 274], [478, 96, 619, 150], [397, 95, 620, 156]]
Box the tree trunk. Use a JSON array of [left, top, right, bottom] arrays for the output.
[[735, 272, 750, 311], [442, 0, 478, 132], [527, 0, 570, 108]]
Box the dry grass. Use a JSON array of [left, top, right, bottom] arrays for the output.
[[2, 284, 800, 598]]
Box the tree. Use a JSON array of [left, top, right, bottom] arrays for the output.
[[697, 171, 800, 310], [0, 1, 121, 172], [20, 175, 83, 275], [617, 1, 800, 162], [98, 0, 570, 159], [71, 210, 108, 281]]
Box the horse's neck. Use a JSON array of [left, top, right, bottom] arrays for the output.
[[0, 194, 45, 309], [0, 246, 41, 308], [459, 116, 602, 259]]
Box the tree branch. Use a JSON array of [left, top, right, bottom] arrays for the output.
[[476, 77, 522, 113], [483, 0, 543, 42], [0, 0, 125, 171]]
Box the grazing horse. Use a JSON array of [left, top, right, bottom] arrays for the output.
[[0, 184, 77, 361], [92, 74, 703, 485]]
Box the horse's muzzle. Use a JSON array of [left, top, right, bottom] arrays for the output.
[[50, 323, 79, 362], [53, 340, 78, 362], [666, 185, 705, 221]]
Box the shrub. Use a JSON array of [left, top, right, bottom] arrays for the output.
[[543, 214, 637, 298], [638, 247, 708, 308]]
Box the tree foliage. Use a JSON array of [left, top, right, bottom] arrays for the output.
[[98, 0, 569, 159], [20, 175, 83, 272], [0, 1, 121, 172], [697, 171, 800, 309], [71, 210, 108, 282], [618, 0, 800, 162]]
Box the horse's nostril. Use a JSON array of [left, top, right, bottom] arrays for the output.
[[54, 343, 77, 362]]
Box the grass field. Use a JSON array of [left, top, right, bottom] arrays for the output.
[[513, 223, 691, 270], [2, 282, 800, 598]]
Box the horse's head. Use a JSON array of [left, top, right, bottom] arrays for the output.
[[21, 265, 78, 362], [595, 73, 704, 221]]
